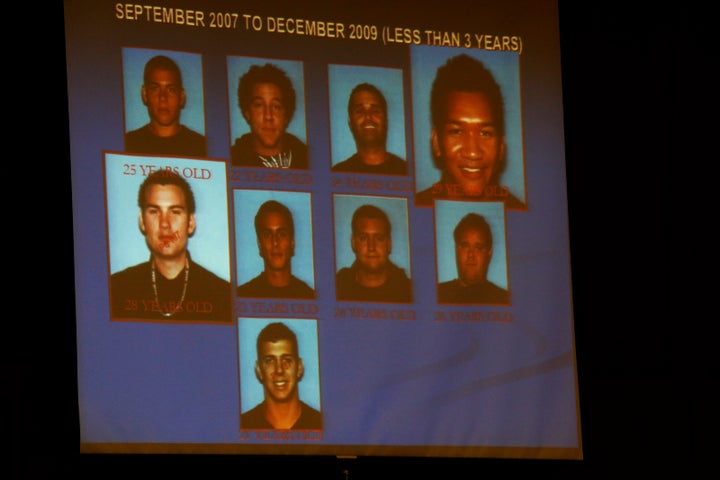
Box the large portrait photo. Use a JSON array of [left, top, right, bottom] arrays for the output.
[[104, 153, 232, 323], [411, 45, 526, 209]]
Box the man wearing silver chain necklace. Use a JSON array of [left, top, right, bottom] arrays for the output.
[[109, 170, 232, 322], [230, 63, 309, 169]]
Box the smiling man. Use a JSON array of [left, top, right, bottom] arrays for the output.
[[236, 199, 315, 299], [241, 322, 322, 430], [332, 82, 407, 175], [437, 212, 509, 305], [109, 169, 231, 321], [415, 54, 524, 209]]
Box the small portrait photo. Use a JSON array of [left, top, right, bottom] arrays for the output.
[[234, 189, 316, 300], [238, 317, 323, 430], [122, 47, 207, 158], [410, 45, 526, 209], [332, 194, 412, 304], [226, 55, 309, 169], [105, 153, 232, 322], [434, 200, 510, 305], [327, 64, 408, 176]]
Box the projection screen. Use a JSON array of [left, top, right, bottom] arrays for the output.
[[65, 0, 582, 460]]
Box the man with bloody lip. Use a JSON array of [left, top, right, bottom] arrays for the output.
[[332, 82, 407, 175], [415, 54, 524, 209], [241, 321, 322, 430], [109, 169, 232, 322]]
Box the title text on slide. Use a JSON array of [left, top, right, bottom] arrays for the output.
[[115, 4, 522, 52]]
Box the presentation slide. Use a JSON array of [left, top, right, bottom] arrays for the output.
[[65, 0, 580, 459]]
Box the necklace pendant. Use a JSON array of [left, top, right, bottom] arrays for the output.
[[151, 258, 190, 319]]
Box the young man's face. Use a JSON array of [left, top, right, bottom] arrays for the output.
[[141, 68, 185, 129], [348, 89, 388, 150], [431, 91, 505, 196], [351, 217, 392, 274], [454, 226, 492, 286], [257, 211, 295, 273], [255, 339, 303, 403], [139, 184, 195, 261], [243, 82, 289, 155]]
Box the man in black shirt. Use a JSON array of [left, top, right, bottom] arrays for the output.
[[230, 63, 308, 169], [437, 212, 510, 305], [241, 322, 322, 430], [125, 55, 207, 157], [110, 170, 232, 321], [237, 200, 315, 299], [332, 82, 407, 175], [335, 204, 412, 303]]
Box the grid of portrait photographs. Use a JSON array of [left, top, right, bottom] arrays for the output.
[[69, 0, 578, 459], [109, 44, 522, 319]]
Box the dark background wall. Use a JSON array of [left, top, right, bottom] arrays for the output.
[[12, 1, 699, 478]]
